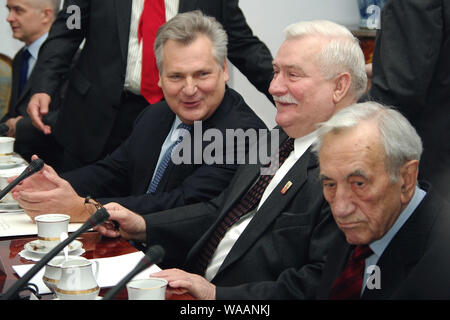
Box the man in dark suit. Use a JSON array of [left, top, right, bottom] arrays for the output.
[[96, 20, 368, 300], [2, 0, 62, 168], [26, 0, 274, 172], [362, 0, 450, 201], [314, 102, 450, 300], [12, 12, 266, 223]]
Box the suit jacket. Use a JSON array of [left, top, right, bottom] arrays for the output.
[[143, 129, 340, 299], [0, 47, 63, 166], [362, 0, 450, 200], [31, 0, 274, 164], [62, 87, 266, 214], [316, 183, 450, 300]]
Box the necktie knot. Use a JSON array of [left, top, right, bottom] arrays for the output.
[[351, 245, 373, 262], [22, 49, 31, 60]]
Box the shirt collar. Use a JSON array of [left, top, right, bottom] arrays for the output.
[[293, 130, 318, 159], [25, 32, 48, 60], [369, 186, 427, 257]]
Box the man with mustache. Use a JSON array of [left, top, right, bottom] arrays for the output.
[[97, 19, 368, 300]]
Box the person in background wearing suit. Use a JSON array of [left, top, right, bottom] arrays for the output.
[[2, 0, 63, 168], [314, 102, 450, 300], [11, 11, 266, 222], [362, 0, 450, 201], [96, 20, 368, 300], [26, 0, 274, 172]]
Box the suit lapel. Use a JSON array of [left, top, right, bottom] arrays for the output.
[[362, 186, 436, 299], [114, 0, 132, 64], [215, 148, 317, 278]]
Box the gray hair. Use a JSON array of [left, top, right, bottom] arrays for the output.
[[154, 10, 228, 72], [312, 101, 423, 181], [284, 20, 367, 99]]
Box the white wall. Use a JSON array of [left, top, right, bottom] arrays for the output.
[[0, 0, 361, 128]]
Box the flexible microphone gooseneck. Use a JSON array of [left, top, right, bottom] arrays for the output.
[[102, 245, 165, 300], [0, 158, 44, 201], [0, 207, 110, 300]]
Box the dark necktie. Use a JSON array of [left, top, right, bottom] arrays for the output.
[[18, 48, 31, 95], [194, 138, 295, 275], [329, 245, 373, 300], [147, 122, 192, 194], [138, 0, 165, 104]]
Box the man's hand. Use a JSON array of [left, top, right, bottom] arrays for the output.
[[27, 93, 52, 134], [5, 116, 23, 137], [11, 155, 88, 222], [152, 268, 216, 300], [95, 202, 147, 241]]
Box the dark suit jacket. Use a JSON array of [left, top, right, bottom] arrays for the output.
[[31, 0, 274, 164], [143, 129, 340, 299], [362, 0, 450, 200], [316, 183, 450, 300], [62, 87, 266, 214], [1, 47, 62, 165]]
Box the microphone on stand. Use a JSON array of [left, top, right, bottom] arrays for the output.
[[0, 158, 44, 201], [0, 207, 110, 300], [102, 245, 165, 300]]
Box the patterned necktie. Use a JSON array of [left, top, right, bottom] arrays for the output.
[[138, 0, 165, 104], [194, 138, 295, 275], [147, 122, 192, 194], [19, 49, 31, 95], [329, 245, 373, 300]]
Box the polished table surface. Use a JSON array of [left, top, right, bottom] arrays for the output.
[[0, 232, 138, 299], [0, 232, 194, 300]]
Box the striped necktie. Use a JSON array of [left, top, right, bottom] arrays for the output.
[[194, 138, 295, 275], [147, 122, 192, 193]]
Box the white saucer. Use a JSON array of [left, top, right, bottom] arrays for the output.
[[24, 239, 83, 255], [0, 157, 24, 169], [53, 296, 102, 300]]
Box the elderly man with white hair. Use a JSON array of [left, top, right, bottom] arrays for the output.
[[314, 101, 450, 300]]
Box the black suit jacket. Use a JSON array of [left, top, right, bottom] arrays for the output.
[[1, 47, 63, 165], [62, 87, 266, 214], [362, 0, 450, 200], [143, 129, 340, 299], [31, 0, 274, 164], [316, 183, 450, 300]]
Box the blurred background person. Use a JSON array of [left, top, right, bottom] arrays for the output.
[[315, 102, 450, 299], [362, 0, 450, 201], [26, 0, 274, 172], [2, 0, 63, 169]]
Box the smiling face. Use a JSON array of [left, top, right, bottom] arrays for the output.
[[269, 36, 339, 139], [6, 0, 50, 45], [318, 121, 409, 245], [158, 35, 229, 125]]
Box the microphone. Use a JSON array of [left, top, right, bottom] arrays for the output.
[[1, 207, 110, 300], [102, 245, 165, 300], [0, 158, 44, 201]]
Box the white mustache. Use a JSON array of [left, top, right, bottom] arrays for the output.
[[273, 95, 299, 104]]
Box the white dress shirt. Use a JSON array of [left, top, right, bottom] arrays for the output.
[[204, 131, 318, 281], [124, 0, 179, 94]]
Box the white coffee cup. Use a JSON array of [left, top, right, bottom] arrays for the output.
[[35, 214, 70, 248], [55, 258, 100, 300], [0, 137, 14, 163], [43, 256, 89, 293], [126, 278, 168, 300]]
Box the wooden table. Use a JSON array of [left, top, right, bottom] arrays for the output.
[[0, 232, 194, 300], [0, 232, 137, 299]]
